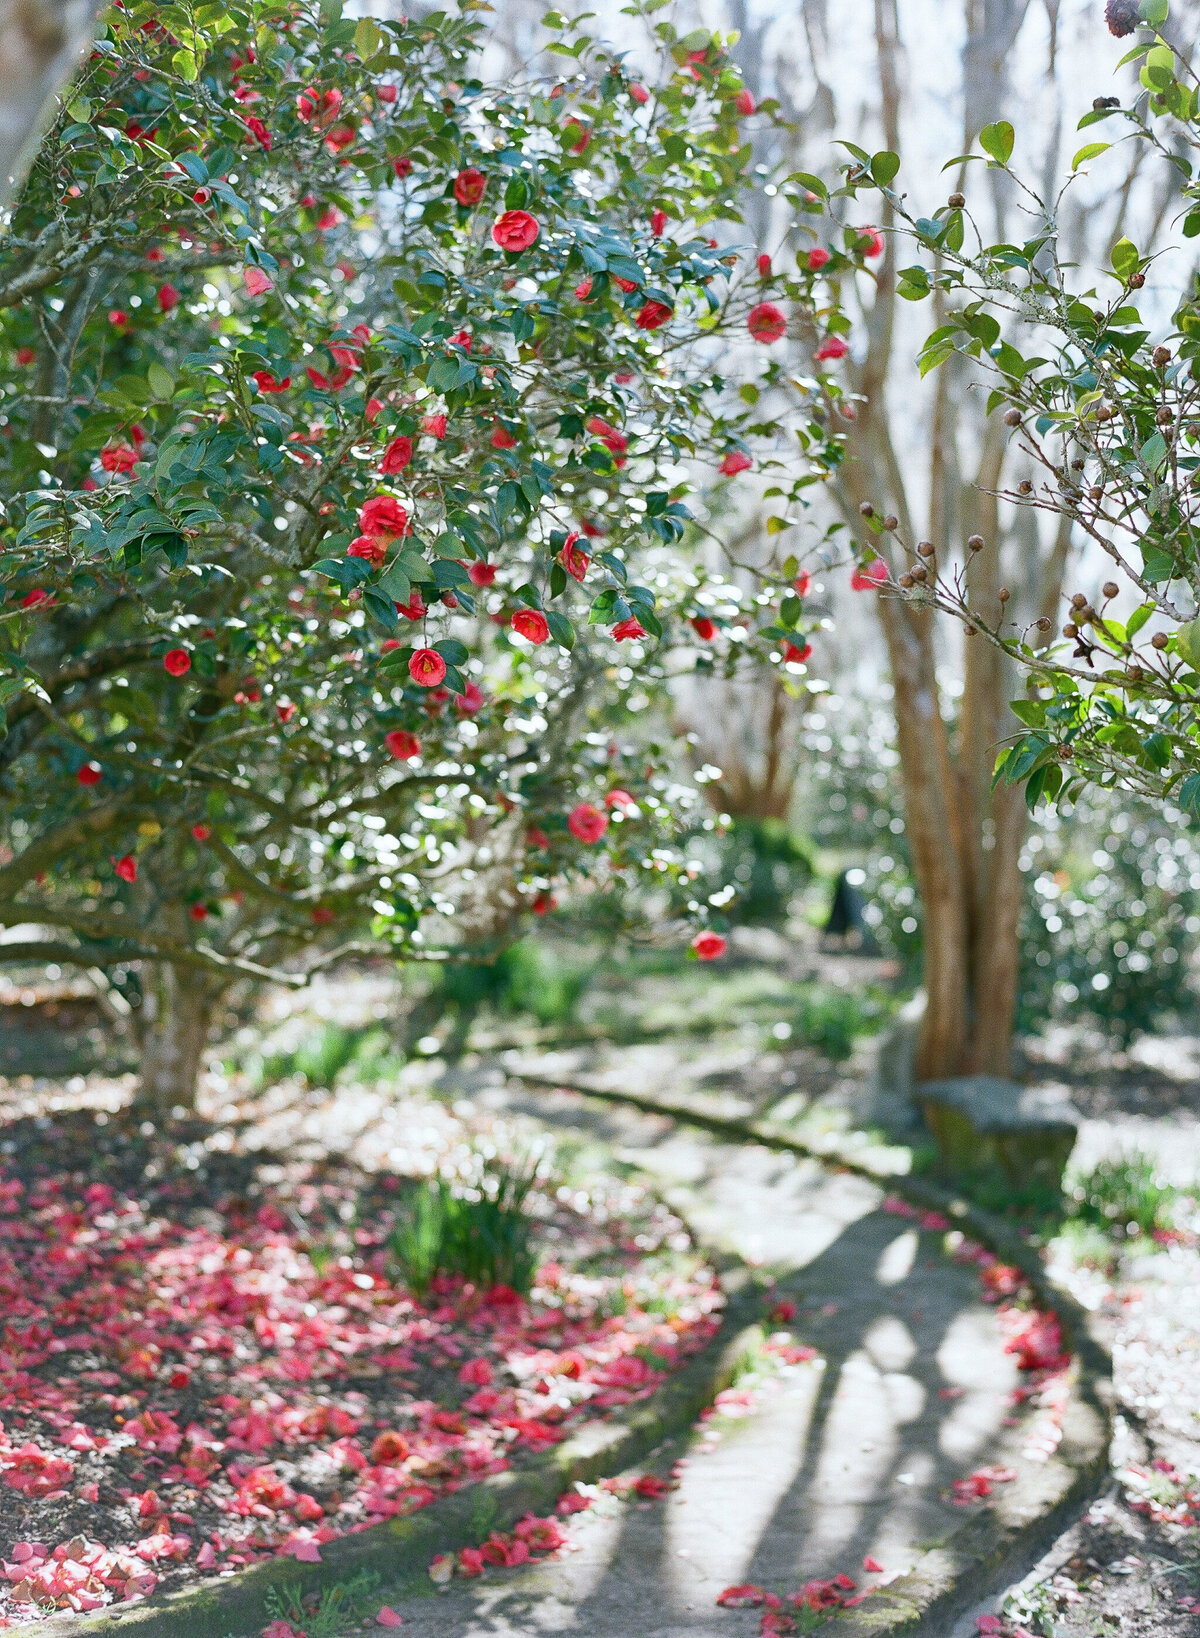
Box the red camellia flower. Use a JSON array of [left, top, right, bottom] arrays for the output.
[[584, 415, 627, 454], [491, 210, 541, 252], [636, 300, 672, 331], [192, 823, 211, 840], [395, 591, 426, 621], [532, 891, 558, 915], [612, 617, 647, 641], [380, 436, 413, 474], [76, 762, 102, 786], [736, 88, 756, 114], [384, 729, 421, 760], [376, 82, 398, 104], [324, 123, 357, 154], [857, 225, 885, 258], [157, 283, 180, 313], [306, 362, 353, 391], [252, 369, 291, 393], [757, 253, 772, 278], [409, 648, 447, 686], [20, 588, 51, 608], [163, 648, 191, 677], [650, 208, 667, 236], [747, 302, 786, 343], [794, 569, 813, 596], [808, 247, 831, 271], [359, 496, 410, 541], [511, 609, 549, 644], [490, 424, 518, 449], [109, 308, 129, 329], [559, 532, 589, 582], [113, 855, 138, 884], [453, 167, 486, 206], [455, 680, 484, 715], [814, 334, 849, 362], [15, 346, 35, 365], [630, 82, 650, 105], [574, 276, 593, 300], [691, 615, 716, 640], [100, 442, 138, 474], [189, 903, 209, 921], [422, 412, 448, 439], [242, 114, 271, 150], [784, 641, 812, 663], [691, 930, 727, 960], [720, 450, 752, 476], [392, 155, 413, 179], [605, 789, 636, 812], [277, 701, 297, 723], [348, 535, 386, 566], [467, 560, 496, 586], [568, 803, 608, 844], [296, 85, 342, 126], [850, 559, 888, 591]]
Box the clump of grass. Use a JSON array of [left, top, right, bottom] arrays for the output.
[[792, 985, 886, 1061], [388, 1154, 542, 1298], [264, 1570, 380, 1636], [1066, 1149, 1179, 1239]]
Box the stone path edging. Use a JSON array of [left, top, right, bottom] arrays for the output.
[[505, 1069, 1114, 1638], [36, 1246, 765, 1638]]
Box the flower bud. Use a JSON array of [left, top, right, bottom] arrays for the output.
[[967, 534, 984, 552], [1102, 581, 1119, 599], [1003, 408, 1021, 427], [1153, 344, 1172, 368], [948, 192, 965, 208], [1063, 623, 1078, 638]]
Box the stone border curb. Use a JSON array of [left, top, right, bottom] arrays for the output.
[[38, 1255, 765, 1637], [505, 1070, 1114, 1637]]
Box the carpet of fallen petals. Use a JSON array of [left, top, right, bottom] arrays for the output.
[[0, 1112, 720, 1624]]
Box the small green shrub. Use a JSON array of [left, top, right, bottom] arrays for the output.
[[791, 985, 885, 1061], [388, 1156, 541, 1298], [1066, 1149, 1179, 1238], [722, 817, 815, 925], [433, 939, 591, 1028], [264, 1571, 380, 1637]]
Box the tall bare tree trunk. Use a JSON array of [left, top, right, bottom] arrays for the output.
[[0, 0, 102, 209], [135, 964, 224, 1119]]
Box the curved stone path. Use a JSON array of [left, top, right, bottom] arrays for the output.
[[340, 1072, 1036, 1638]]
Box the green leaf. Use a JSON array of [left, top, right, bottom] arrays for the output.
[[311, 556, 373, 593], [1178, 770, 1200, 816], [363, 588, 398, 630], [546, 611, 575, 650], [1072, 142, 1110, 169], [172, 47, 199, 80], [1126, 601, 1154, 639], [870, 150, 900, 187], [979, 121, 1014, 164], [354, 16, 383, 56], [1143, 732, 1171, 769], [146, 362, 175, 401], [1111, 236, 1140, 279], [1140, 0, 1168, 24], [433, 638, 468, 665]]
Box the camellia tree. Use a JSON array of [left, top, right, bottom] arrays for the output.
[[0, 0, 846, 1112]]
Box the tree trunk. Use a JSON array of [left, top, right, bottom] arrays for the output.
[[135, 964, 224, 1119], [0, 0, 103, 210]]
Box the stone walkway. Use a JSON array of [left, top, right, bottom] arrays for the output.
[[324, 1072, 1031, 1637]]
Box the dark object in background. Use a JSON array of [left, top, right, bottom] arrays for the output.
[[823, 869, 876, 951]]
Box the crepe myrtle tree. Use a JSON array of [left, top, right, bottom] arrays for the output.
[[825, 0, 1200, 825], [0, 0, 845, 1112]]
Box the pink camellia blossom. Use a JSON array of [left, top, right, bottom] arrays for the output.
[[453, 167, 486, 206], [348, 535, 386, 566], [857, 225, 885, 258], [359, 496, 411, 541], [636, 300, 672, 331], [808, 246, 831, 271], [585, 415, 627, 453], [757, 253, 772, 278], [385, 730, 420, 761], [113, 854, 138, 884], [380, 436, 413, 473], [559, 532, 589, 582], [630, 82, 650, 105], [850, 558, 888, 591], [747, 302, 786, 343], [243, 265, 272, 296], [691, 930, 727, 960], [459, 1357, 493, 1386], [409, 648, 447, 686], [422, 412, 448, 439], [814, 334, 849, 362], [163, 648, 191, 677], [454, 680, 484, 715], [568, 803, 608, 844], [376, 83, 398, 104], [512, 609, 549, 644], [735, 89, 756, 115], [605, 789, 636, 812], [720, 450, 752, 476], [296, 85, 342, 126], [157, 283, 180, 313], [611, 617, 647, 641], [492, 210, 541, 252], [574, 276, 593, 300], [468, 560, 496, 586], [794, 569, 813, 596], [376, 1611, 403, 1629], [365, 396, 384, 422], [109, 308, 130, 329]]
